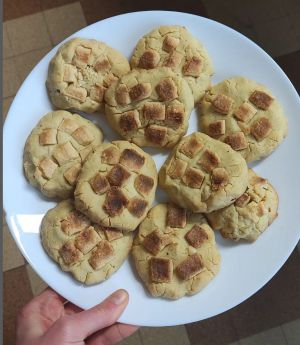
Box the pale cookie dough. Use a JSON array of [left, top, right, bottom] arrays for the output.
[[23, 110, 103, 199], [132, 203, 220, 299], [159, 132, 248, 213], [46, 38, 130, 113], [199, 76, 288, 162], [74, 140, 158, 231], [105, 67, 194, 148], [41, 199, 133, 284], [130, 25, 213, 103], [206, 169, 278, 241]]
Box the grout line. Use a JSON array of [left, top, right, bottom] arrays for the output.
[[3, 263, 27, 273], [40, 0, 78, 13], [137, 329, 145, 345], [2, 95, 15, 102], [280, 324, 290, 345], [183, 325, 192, 345], [4, 23, 15, 59], [273, 47, 300, 59], [3, 45, 53, 62], [13, 45, 53, 58], [78, 1, 88, 26], [41, 11, 55, 47]]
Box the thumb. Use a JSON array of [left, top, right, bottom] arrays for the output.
[[46, 289, 129, 342]]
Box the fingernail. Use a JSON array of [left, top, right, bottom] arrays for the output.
[[110, 289, 128, 305]]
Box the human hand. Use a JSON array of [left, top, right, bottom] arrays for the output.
[[16, 288, 138, 345]]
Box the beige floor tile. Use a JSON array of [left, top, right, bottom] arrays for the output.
[[254, 17, 300, 57], [3, 218, 25, 271], [14, 46, 52, 83], [3, 97, 14, 121], [26, 264, 48, 296], [3, 23, 13, 59], [6, 13, 51, 55], [119, 330, 143, 345], [140, 325, 190, 345], [3, 58, 21, 98], [239, 326, 287, 345], [282, 319, 300, 345], [44, 2, 86, 45]]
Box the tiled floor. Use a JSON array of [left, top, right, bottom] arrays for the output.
[[2, 1, 300, 345]]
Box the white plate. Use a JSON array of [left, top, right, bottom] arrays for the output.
[[3, 11, 300, 327]]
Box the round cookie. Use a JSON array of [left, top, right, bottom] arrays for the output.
[[105, 67, 194, 148], [74, 140, 158, 231], [23, 110, 103, 199], [206, 169, 278, 242], [46, 38, 130, 113], [159, 132, 248, 213], [132, 203, 220, 299], [41, 199, 133, 285], [199, 76, 288, 162], [130, 25, 213, 103]]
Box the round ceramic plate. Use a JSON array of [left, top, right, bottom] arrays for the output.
[[3, 11, 300, 327]]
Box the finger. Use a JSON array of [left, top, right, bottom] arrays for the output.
[[54, 289, 129, 340], [87, 323, 139, 345], [64, 302, 83, 316]]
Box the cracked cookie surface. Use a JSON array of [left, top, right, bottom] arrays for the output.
[[199, 77, 288, 162], [130, 25, 213, 103], [23, 110, 103, 199], [206, 169, 278, 241], [46, 38, 130, 113], [132, 203, 220, 299], [41, 199, 133, 285], [105, 67, 194, 148], [74, 140, 157, 231], [159, 132, 248, 213]]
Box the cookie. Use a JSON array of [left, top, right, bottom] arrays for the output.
[[105, 67, 194, 148], [159, 132, 248, 213], [23, 110, 103, 199], [130, 25, 213, 103], [199, 77, 288, 162], [206, 169, 278, 241], [74, 140, 158, 231], [46, 38, 130, 113], [41, 199, 133, 284], [132, 203, 220, 299]]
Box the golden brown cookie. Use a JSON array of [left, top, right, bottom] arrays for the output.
[[159, 132, 248, 213], [130, 25, 213, 103], [46, 38, 130, 113], [74, 141, 157, 231], [199, 77, 288, 162], [105, 67, 194, 148], [23, 110, 103, 199], [206, 169, 278, 241], [41, 199, 133, 284], [132, 203, 220, 299]]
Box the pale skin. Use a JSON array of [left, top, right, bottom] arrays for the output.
[[16, 288, 138, 345]]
